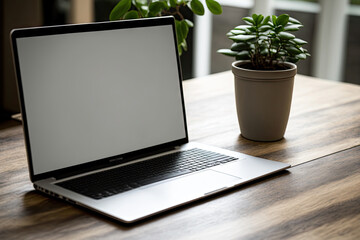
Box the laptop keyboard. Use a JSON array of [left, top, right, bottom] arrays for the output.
[[56, 148, 238, 199]]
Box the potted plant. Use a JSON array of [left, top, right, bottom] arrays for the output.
[[218, 14, 310, 141], [109, 0, 223, 55]]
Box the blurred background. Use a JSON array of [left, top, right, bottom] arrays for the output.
[[1, 0, 359, 121]]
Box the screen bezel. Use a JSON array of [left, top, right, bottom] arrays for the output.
[[11, 16, 189, 182]]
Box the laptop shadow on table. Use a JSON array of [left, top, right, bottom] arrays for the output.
[[22, 190, 128, 230], [22, 169, 290, 229]]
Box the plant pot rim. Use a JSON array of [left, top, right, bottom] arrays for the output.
[[232, 60, 297, 81]]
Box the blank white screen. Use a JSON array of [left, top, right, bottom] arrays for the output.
[[16, 24, 186, 175]]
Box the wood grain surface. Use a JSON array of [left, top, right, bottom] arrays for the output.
[[1, 131, 359, 239], [1, 72, 360, 239]]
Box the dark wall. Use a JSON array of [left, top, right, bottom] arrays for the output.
[[344, 15, 360, 85], [0, 0, 4, 120], [0, 0, 43, 120]]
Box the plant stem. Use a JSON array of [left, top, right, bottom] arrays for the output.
[[162, 4, 185, 20]]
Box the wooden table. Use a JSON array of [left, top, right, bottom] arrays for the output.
[[1, 72, 360, 239]]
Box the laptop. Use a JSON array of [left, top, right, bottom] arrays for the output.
[[11, 16, 290, 223]]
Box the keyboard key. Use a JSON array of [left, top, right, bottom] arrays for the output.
[[137, 169, 192, 186]]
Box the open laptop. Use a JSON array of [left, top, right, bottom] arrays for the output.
[[11, 16, 290, 223]]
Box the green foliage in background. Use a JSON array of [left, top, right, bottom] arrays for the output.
[[109, 0, 222, 55], [218, 14, 310, 70]]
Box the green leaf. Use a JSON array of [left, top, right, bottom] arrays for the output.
[[258, 25, 271, 32], [181, 40, 188, 51], [217, 49, 238, 57], [284, 24, 303, 31], [271, 35, 280, 42], [296, 53, 307, 60], [205, 0, 222, 15], [261, 16, 270, 26], [287, 57, 300, 63], [109, 0, 132, 20], [235, 25, 251, 31], [123, 10, 139, 19], [272, 15, 277, 25], [278, 32, 295, 40], [226, 31, 234, 37], [141, 6, 149, 17], [229, 34, 256, 42], [260, 48, 269, 55], [236, 50, 250, 60], [178, 44, 183, 56], [274, 25, 284, 33], [289, 17, 301, 24], [285, 46, 302, 55], [175, 20, 184, 47], [134, 0, 147, 4], [277, 14, 289, 27], [180, 20, 189, 41], [277, 50, 287, 56], [248, 26, 257, 32], [269, 48, 277, 54], [185, 19, 194, 28], [242, 17, 255, 25], [291, 38, 307, 45], [258, 35, 268, 40], [256, 15, 264, 26], [191, 0, 205, 16], [230, 29, 245, 35], [149, 1, 167, 16], [230, 42, 248, 51], [244, 28, 253, 34], [133, 0, 148, 17], [133, 0, 147, 7], [251, 14, 258, 23], [169, 0, 177, 8]]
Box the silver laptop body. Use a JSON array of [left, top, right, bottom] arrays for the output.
[[11, 16, 290, 223]]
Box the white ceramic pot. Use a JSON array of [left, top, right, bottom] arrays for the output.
[[232, 60, 297, 141]]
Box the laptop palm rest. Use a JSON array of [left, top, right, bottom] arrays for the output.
[[94, 169, 241, 222], [211, 157, 290, 179]]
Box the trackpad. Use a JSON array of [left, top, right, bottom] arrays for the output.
[[143, 169, 242, 197], [105, 170, 241, 221]]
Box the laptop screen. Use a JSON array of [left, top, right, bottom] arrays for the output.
[[12, 18, 187, 176]]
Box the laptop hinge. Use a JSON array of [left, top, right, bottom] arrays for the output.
[[53, 145, 179, 180]]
